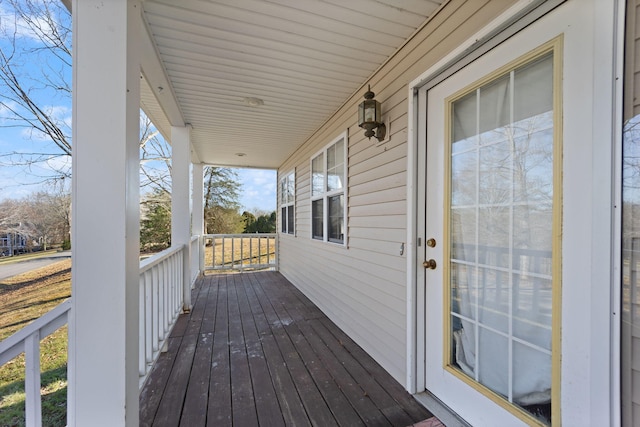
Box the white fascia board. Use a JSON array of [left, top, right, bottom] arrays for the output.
[[139, 12, 184, 128]]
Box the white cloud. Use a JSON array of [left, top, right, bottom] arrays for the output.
[[45, 153, 71, 172], [18, 104, 71, 141], [237, 168, 277, 212], [0, 100, 18, 115], [0, 3, 58, 42]]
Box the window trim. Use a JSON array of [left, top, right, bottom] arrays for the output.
[[309, 131, 348, 246], [279, 169, 295, 236]]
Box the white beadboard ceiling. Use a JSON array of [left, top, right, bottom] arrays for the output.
[[140, 0, 446, 168]]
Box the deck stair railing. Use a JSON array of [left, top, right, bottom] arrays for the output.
[[0, 299, 71, 427], [201, 233, 277, 272]]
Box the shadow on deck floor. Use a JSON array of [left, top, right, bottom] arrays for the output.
[[139, 271, 436, 426]]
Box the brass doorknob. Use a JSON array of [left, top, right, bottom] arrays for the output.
[[423, 259, 437, 270]]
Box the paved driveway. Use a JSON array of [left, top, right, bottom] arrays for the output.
[[0, 251, 71, 281]]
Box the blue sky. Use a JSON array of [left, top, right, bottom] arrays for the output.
[[0, 125, 278, 213], [0, 2, 276, 213], [235, 168, 277, 213]]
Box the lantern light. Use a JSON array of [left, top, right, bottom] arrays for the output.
[[358, 85, 386, 142]]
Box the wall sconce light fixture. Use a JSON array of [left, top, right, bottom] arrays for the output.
[[358, 85, 386, 142]]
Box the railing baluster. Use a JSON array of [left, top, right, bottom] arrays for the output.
[[145, 270, 153, 367], [24, 331, 41, 427], [152, 265, 159, 354], [139, 275, 146, 376], [0, 300, 70, 427], [160, 257, 166, 338]]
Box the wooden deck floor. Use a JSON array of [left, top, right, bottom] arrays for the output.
[[139, 271, 435, 427]]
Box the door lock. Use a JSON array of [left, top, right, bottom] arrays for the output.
[[423, 259, 437, 270]]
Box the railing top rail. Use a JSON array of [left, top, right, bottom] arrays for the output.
[[140, 244, 185, 273], [0, 299, 71, 366]]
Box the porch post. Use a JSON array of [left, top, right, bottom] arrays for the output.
[[69, 1, 140, 426], [192, 163, 204, 236], [192, 163, 205, 273], [171, 125, 192, 311]]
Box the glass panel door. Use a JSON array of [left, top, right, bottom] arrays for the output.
[[424, 41, 560, 426], [448, 52, 554, 424]]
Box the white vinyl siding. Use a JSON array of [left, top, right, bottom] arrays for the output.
[[277, 0, 519, 385], [310, 133, 347, 245]]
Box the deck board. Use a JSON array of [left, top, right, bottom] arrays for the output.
[[140, 271, 433, 426]]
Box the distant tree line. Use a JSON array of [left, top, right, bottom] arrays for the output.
[[242, 211, 277, 233], [139, 166, 275, 252], [0, 167, 275, 254]]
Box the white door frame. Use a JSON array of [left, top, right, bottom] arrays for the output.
[[405, 0, 623, 424]]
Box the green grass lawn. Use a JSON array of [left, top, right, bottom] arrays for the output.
[[0, 260, 71, 427]]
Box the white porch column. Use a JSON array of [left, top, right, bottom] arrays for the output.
[[192, 163, 204, 236], [192, 163, 205, 273], [69, 1, 140, 426], [171, 125, 192, 311]]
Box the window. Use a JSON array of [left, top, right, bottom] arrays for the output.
[[279, 171, 295, 234], [310, 132, 347, 244]]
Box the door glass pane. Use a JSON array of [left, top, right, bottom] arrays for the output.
[[449, 52, 554, 425], [479, 74, 511, 136], [622, 5, 640, 424], [453, 91, 477, 150]]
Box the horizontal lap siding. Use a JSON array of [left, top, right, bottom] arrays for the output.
[[278, 0, 516, 386]]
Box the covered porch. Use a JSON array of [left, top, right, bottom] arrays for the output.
[[68, 0, 455, 424], [139, 271, 437, 426]]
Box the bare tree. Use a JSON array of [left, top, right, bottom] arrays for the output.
[[0, 0, 172, 193], [0, 0, 72, 183], [140, 114, 172, 196], [0, 187, 70, 253]]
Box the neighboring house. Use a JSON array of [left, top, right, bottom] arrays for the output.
[[0, 231, 29, 256], [67, 0, 636, 426]]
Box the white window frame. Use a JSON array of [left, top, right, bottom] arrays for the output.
[[279, 170, 295, 235], [310, 131, 348, 246]]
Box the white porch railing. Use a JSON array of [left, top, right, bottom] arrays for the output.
[[0, 299, 71, 427], [138, 244, 185, 384], [202, 233, 277, 272], [0, 242, 198, 425]]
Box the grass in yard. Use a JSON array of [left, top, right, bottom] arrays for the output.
[[203, 236, 276, 271], [0, 259, 71, 427]]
